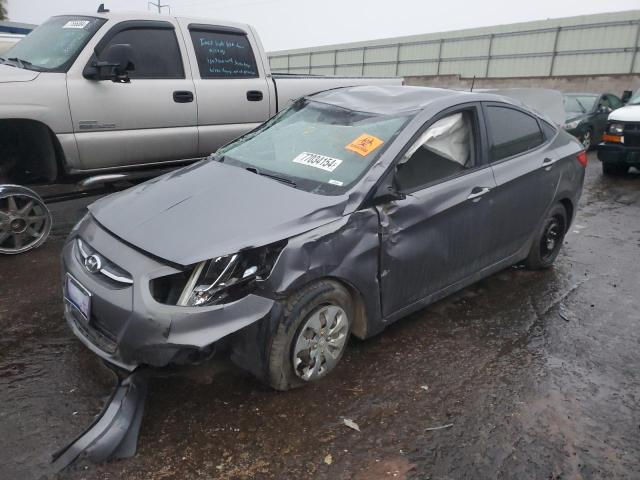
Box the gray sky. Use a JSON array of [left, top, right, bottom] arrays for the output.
[[5, 0, 640, 51]]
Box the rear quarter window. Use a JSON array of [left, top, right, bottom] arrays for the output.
[[486, 105, 544, 162], [189, 29, 259, 79]]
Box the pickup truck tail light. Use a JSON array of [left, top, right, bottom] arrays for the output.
[[576, 151, 587, 167]]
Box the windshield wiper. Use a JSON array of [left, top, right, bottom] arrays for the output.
[[245, 167, 297, 188], [6, 57, 43, 71], [574, 98, 587, 113]]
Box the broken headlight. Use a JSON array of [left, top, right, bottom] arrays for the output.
[[175, 241, 286, 307]]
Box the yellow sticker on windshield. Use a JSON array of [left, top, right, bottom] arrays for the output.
[[346, 134, 384, 157]]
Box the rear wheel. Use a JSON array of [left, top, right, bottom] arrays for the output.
[[0, 185, 52, 255], [602, 162, 628, 176], [267, 280, 352, 391], [524, 204, 567, 270]]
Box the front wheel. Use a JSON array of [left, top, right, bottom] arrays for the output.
[[524, 204, 567, 270], [581, 128, 593, 150], [267, 280, 352, 391]]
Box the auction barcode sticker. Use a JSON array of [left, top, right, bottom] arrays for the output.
[[292, 152, 342, 172], [63, 20, 91, 29]]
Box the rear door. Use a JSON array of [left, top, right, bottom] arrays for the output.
[[67, 19, 198, 169], [378, 104, 498, 318], [482, 102, 560, 260], [177, 21, 272, 157]]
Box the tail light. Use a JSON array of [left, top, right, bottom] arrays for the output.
[[576, 150, 587, 167]]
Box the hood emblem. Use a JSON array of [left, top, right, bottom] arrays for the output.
[[84, 254, 102, 274]]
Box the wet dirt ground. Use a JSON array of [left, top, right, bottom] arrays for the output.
[[1, 153, 639, 479]]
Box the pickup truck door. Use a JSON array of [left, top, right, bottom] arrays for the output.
[[176, 20, 272, 157], [66, 19, 198, 170]]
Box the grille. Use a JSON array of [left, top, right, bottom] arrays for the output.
[[76, 238, 133, 286]]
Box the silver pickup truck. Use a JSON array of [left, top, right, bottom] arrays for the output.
[[0, 9, 401, 253]]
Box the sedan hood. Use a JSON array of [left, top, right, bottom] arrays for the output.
[[89, 161, 350, 265], [564, 112, 587, 123], [0, 63, 40, 83]]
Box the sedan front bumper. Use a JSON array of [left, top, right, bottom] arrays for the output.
[[62, 217, 277, 371]]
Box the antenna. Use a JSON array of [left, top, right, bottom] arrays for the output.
[[97, 3, 109, 13], [470, 76, 476, 92], [148, 1, 171, 13]]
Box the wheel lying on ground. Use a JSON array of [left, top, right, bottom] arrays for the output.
[[602, 162, 629, 176], [0, 184, 52, 255], [524, 204, 567, 270], [267, 280, 352, 391]]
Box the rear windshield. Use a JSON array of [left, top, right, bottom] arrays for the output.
[[215, 99, 412, 195]]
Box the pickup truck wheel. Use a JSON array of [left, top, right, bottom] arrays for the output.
[[267, 280, 352, 391], [524, 204, 567, 270], [602, 163, 628, 176], [0, 185, 52, 254]]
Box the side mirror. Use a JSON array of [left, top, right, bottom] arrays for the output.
[[621, 90, 632, 104], [83, 44, 135, 82], [598, 105, 612, 114], [370, 179, 406, 205]]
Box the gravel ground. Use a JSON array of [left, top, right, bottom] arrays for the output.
[[0, 152, 638, 479]]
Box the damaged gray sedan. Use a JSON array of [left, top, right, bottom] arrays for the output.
[[62, 86, 585, 390]]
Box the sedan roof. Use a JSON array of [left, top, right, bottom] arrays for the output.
[[308, 85, 468, 115]]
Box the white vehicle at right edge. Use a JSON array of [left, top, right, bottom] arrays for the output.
[[597, 90, 640, 175]]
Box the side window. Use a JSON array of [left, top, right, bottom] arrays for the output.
[[485, 106, 544, 162], [189, 29, 259, 79], [100, 27, 184, 79], [396, 110, 475, 192]]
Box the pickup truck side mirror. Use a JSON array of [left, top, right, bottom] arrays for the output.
[[84, 44, 135, 83]]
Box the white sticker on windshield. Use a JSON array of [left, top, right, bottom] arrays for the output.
[[63, 20, 91, 29], [329, 179, 344, 186], [292, 152, 342, 172]]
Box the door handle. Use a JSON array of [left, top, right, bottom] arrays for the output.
[[246, 90, 263, 101], [542, 157, 558, 170], [467, 186, 491, 200], [173, 91, 194, 103]]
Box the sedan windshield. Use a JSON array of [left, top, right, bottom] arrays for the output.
[[2, 16, 105, 72], [563, 94, 598, 114], [216, 99, 412, 194]]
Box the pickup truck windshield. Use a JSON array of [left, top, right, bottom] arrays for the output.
[[3, 16, 106, 72], [216, 99, 412, 195], [627, 91, 640, 106]]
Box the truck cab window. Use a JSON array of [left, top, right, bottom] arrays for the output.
[[189, 29, 259, 79], [396, 111, 475, 192], [99, 28, 185, 79]]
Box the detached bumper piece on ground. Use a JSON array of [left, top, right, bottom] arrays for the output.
[[51, 370, 148, 472]]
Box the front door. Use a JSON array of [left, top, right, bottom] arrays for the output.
[[67, 19, 198, 170], [378, 105, 498, 318]]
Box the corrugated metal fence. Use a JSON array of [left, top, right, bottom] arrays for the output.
[[268, 11, 640, 78]]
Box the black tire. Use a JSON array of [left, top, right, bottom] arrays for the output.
[[524, 204, 567, 270], [267, 280, 353, 391], [602, 162, 628, 176]]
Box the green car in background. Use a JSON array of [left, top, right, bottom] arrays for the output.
[[562, 93, 623, 149]]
